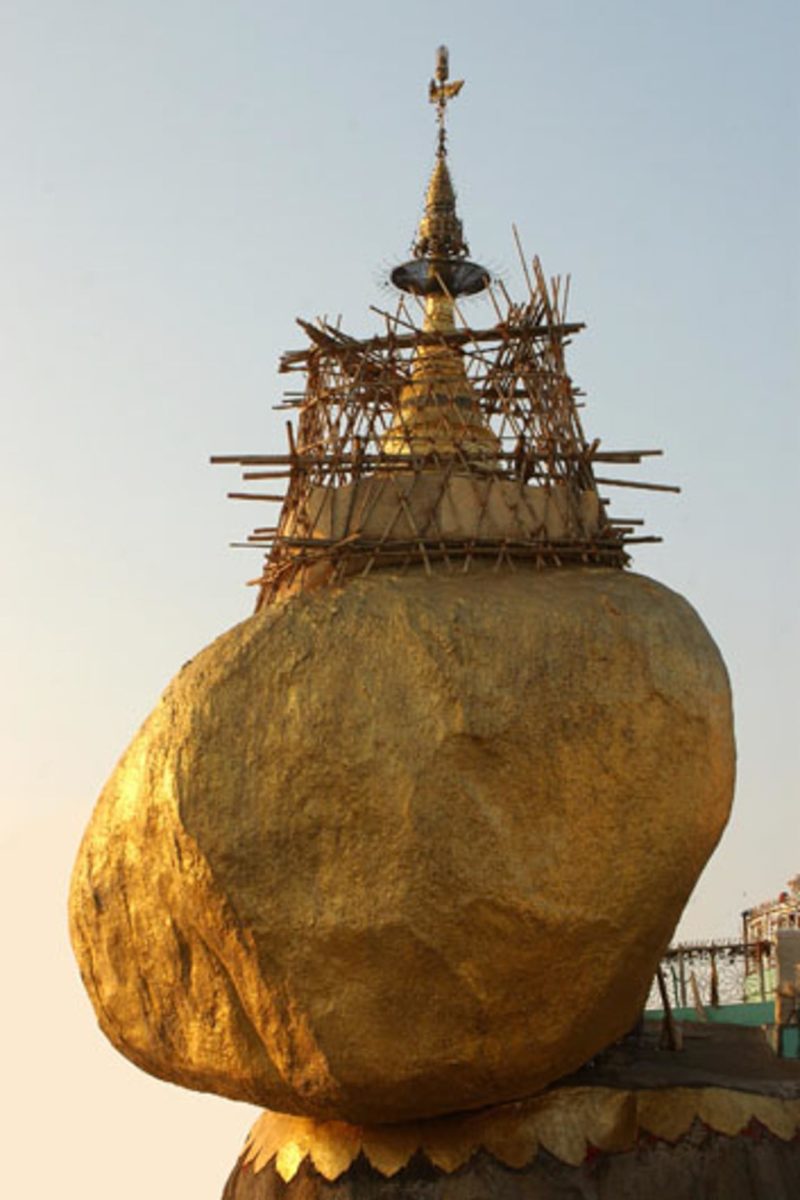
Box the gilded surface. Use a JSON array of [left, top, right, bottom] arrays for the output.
[[69, 567, 735, 1123], [381, 293, 499, 459], [414, 156, 467, 259], [242, 1086, 800, 1181]]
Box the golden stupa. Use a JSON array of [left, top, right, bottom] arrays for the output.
[[69, 47, 735, 1131]]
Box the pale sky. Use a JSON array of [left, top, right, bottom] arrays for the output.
[[1, 2, 798, 1196]]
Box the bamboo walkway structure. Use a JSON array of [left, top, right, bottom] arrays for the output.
[[214, 48, 674, 609]]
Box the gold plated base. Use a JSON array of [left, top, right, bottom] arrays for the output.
[[240, 1086, 800, 1182]]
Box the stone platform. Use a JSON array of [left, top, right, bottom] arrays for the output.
[[222, 1023, 800, 1199]]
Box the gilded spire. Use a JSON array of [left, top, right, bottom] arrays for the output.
[[413, 47, 468, 261], [413, 156, 467, 261], [381, 290, 499, 460], [382, 48, 498, 462], [391, 46, 489, 299]]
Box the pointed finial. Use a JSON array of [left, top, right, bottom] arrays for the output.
[[429, 45, 464, 157], [417, 46, 466, 260], [390, 47, 489, 298]]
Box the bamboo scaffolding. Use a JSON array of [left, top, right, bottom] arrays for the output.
[[278, 321, 586, 370], [214, 264, 670, 607]]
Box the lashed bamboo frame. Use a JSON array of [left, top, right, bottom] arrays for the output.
[[214, 258, 673, 609]]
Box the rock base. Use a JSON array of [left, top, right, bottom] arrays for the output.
[[221, 1041, 800, 1200]]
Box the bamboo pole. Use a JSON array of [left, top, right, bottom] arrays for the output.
[[213, 449, 663, 468], [227, 492, 285, 501], [594, 477, 680, 493], [656, 967, 680, 1051]]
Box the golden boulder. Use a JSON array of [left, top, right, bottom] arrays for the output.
[[69, 567, 734, 1123]]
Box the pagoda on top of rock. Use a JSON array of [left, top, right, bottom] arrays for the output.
[[215, 46, 672, 607], [70, 47, 750, 1200]]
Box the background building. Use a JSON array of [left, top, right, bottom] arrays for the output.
[[743, 875, 800, 1001]]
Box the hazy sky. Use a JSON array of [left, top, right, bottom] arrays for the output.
[[1, 2, 798, 1196]]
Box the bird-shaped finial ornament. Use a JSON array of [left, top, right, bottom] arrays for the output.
[[429, 45, 464, 154]]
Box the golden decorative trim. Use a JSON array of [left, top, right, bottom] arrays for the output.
[[242, 1087, 800, 1182]]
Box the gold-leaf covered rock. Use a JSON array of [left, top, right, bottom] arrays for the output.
[[69, 567, 734, 1123]]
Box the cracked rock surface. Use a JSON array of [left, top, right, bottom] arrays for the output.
[[69, 567, 735, 1123]]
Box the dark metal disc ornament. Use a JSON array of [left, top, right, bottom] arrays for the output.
[[390, 257, 490, 297]]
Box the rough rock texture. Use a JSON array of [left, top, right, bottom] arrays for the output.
[[69, 567, 735, 1123]]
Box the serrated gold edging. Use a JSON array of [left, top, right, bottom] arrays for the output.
[[241, 1087, 800, 1182]]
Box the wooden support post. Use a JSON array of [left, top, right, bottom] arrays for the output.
[[678, 949, 687, 1010], [656, 966, 680, 1051]]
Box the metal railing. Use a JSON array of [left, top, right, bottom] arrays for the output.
[[645, 940, 775, 1011]]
